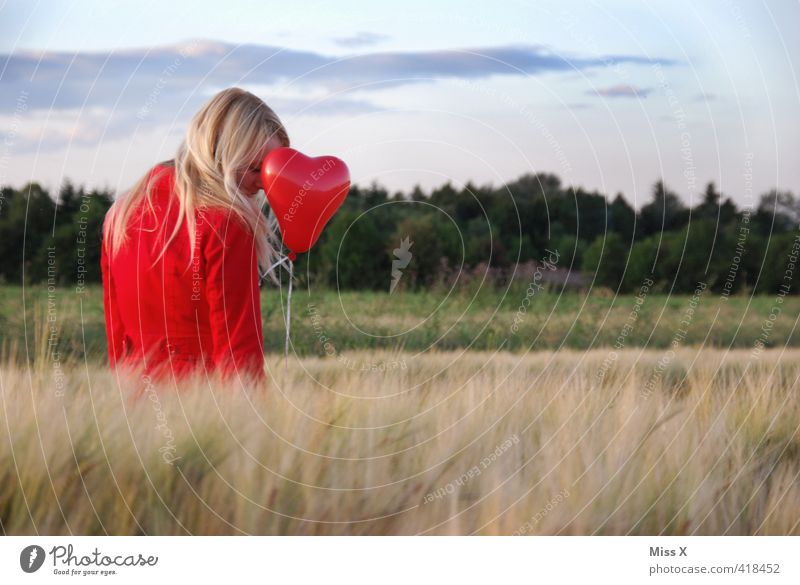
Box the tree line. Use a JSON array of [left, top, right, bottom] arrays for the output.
[[1, 173, 798, 294]]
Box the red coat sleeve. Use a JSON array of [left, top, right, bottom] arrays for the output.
[[101, 235, 126, 368], [203, 212, 266, 382]]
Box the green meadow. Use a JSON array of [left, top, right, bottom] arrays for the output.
[[2, 284, 797, 363]]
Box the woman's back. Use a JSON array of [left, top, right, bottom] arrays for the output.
[[101, 163, 266, 383]]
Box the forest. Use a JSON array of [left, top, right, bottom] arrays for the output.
[[1, 172, 797, 294]]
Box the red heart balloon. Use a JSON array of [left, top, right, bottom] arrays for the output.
[[261, 147, 350, 261]]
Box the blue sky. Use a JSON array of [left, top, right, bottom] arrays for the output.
[[1, 0, 798, 208]]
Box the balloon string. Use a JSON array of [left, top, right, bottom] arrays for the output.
[[260, 254, 290, 282], [258, 252, 293, 372], [284, 259, 293, 372]]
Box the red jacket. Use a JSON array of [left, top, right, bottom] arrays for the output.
[[101, 163, 266, 383]]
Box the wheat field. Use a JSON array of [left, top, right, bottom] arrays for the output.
[[2, 343, 799, 536]]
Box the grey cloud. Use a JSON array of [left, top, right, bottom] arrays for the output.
[[691, 92, 716, 102], [0, 39, 676, 112], [333, 32, 390, 48], [0, 40, 676, 152], [589, 84, 652, 98]]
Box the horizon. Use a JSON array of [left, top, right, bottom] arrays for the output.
[[4, 156, 773, 215]]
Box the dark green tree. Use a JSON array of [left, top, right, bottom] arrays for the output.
[[753, 189, 799, 234], [609, 193, 636, 242], [640, 180, 689, 236], [582, 232, 627, 290], [393, 213, 461, 288], [621, 236, 660, 293], [318, 210, 388, 290]]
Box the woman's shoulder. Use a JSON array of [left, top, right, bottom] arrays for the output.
[[198, 205, 254, 238], [146, 160, 176, 193], [199, 208, 256, 258]]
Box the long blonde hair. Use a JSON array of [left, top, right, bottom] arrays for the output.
[[104, 87, 290, 283]]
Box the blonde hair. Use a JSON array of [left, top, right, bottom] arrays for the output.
[[104, 87, 290, 283]]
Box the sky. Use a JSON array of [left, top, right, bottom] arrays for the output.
[[1, 0, 798, 209]]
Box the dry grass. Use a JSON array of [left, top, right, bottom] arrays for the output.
[[2, 346, 800, 535]]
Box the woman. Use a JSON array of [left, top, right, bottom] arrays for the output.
[[101, 87, 289, 385]]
